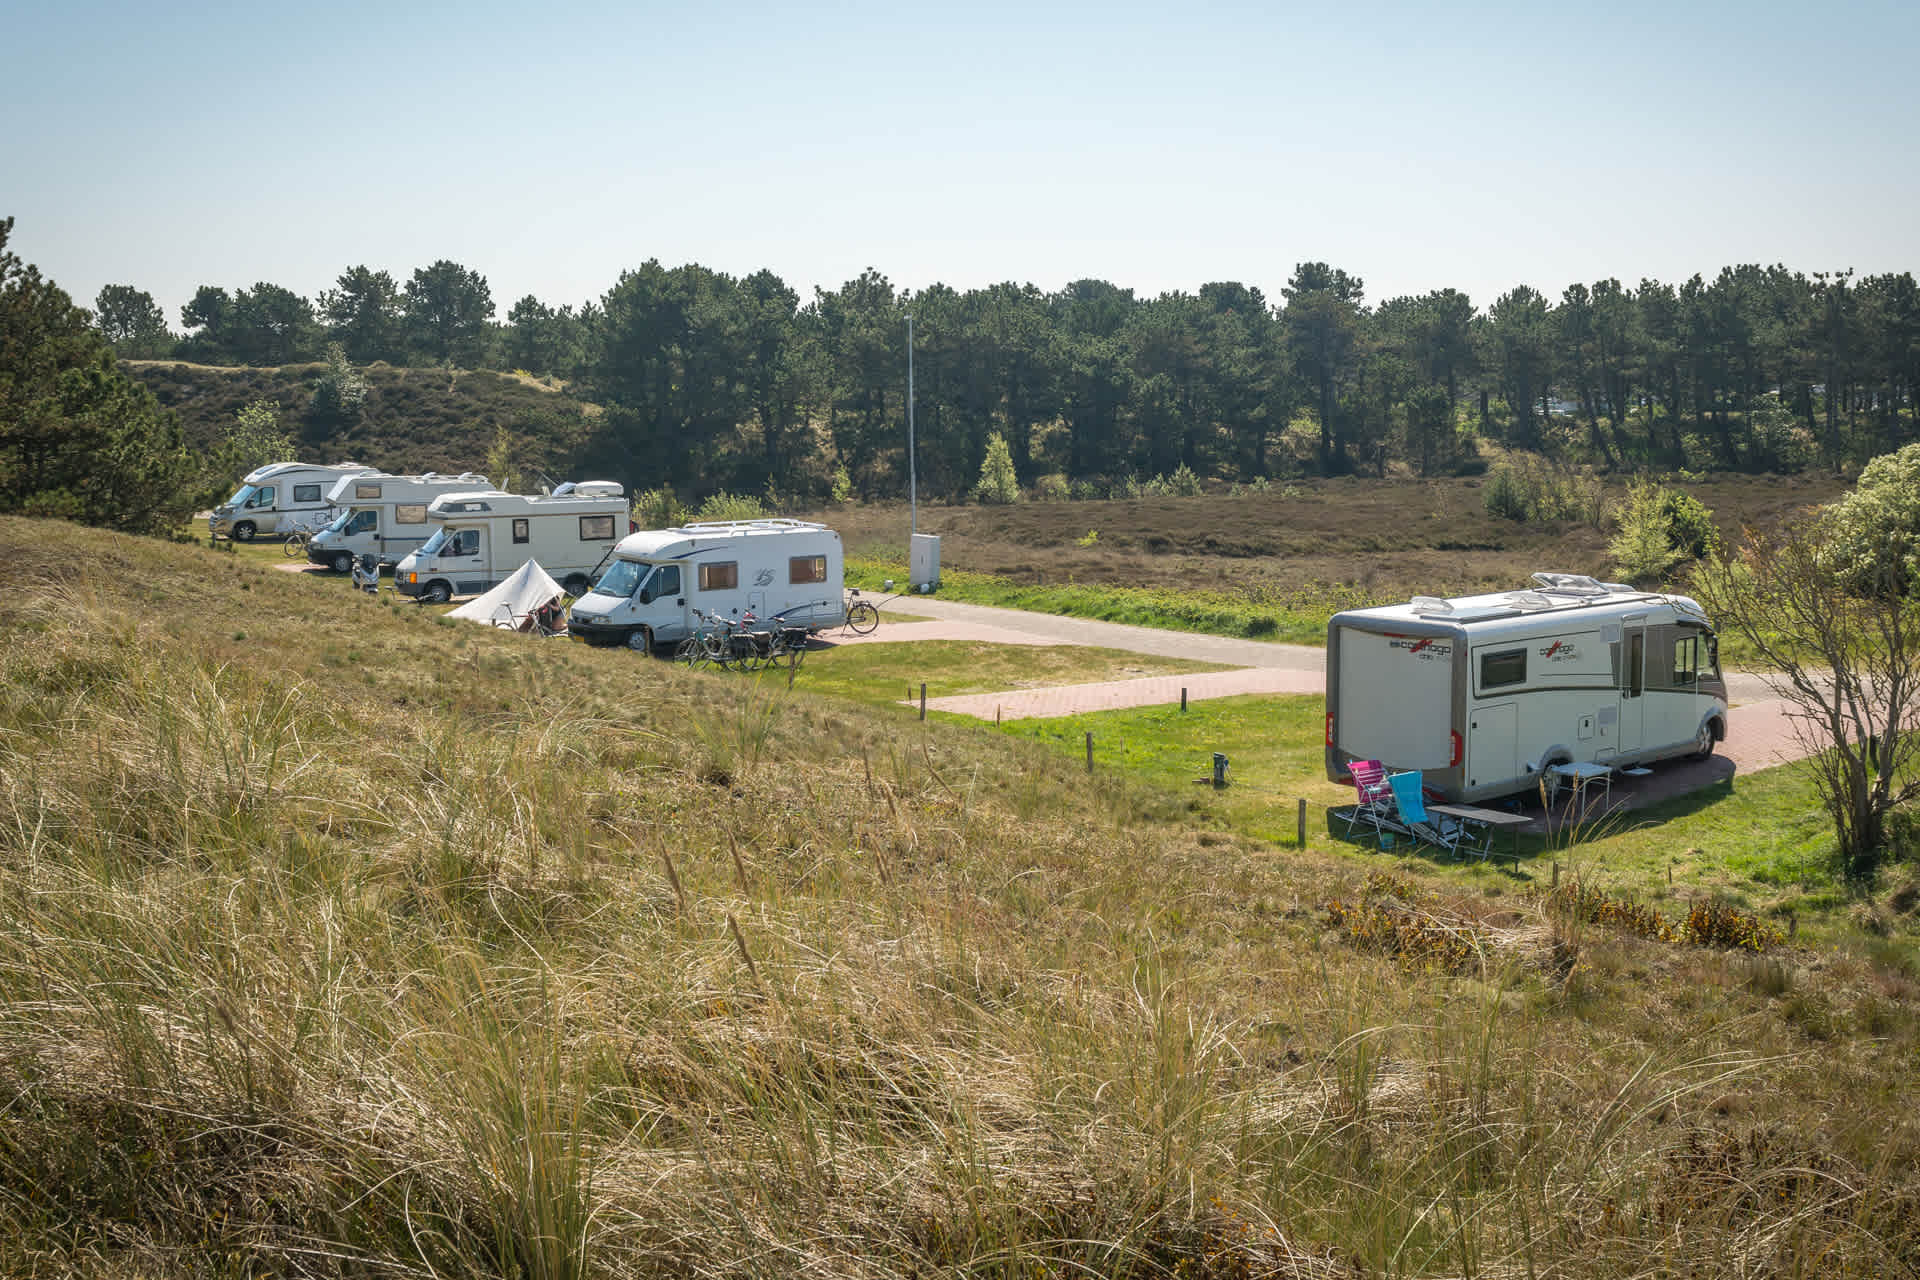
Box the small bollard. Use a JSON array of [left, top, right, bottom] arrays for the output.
[[1211, 752, 1229, 789], [1181, 687, 1188, 712], [995, 705, 1002, 726], [1552, 860, 1560, 887], [919, 682, 927, 721], [1086, 731, 1094, 773], [1297, 797, 1307, 846]]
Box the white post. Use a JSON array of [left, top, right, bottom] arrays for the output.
[[907, 311, 916, 538]]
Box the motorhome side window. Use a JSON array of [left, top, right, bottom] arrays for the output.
[[579, 515, 615, 540], [395, 504, 427, 524], [450, 530, 479, 556], [699, 562, 738, 591], [249, 487, 274, 507], [1480, 648, 1527, 689], [293, 484, 323, 503], [345, 510, 377, 534], [354, 483, 382, 500], [652, 565, 680, 596], [789, 555, 827, 584], [512, 518, 529, 544]]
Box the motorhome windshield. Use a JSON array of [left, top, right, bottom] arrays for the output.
[[323, 509, 353, 533], [226, 484, 256, 507], [597, 559, 648, 598], [418, 528, 449, 557]]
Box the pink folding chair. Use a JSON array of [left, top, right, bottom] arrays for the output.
[[1336, 759, 1394, 842]]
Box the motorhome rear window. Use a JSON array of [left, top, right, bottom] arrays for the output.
[[1480, 648, 1527, 689], [293, 483, 323, 503], [699, 562, 738, 591], [354, 482, 382, 500], [395, 503, 427, 524], [789, 555, 827, 584], [579, 515, 615, 540]]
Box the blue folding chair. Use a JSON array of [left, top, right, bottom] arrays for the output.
[[1385, 771, 1472, 858]]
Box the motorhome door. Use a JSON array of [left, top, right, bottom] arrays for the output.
[[1618, 615, 1646, 754], [448, 527, 487, 593]]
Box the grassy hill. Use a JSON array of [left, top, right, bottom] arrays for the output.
[[1, 517, 1916, 1277], [124, 360, 601, 478]]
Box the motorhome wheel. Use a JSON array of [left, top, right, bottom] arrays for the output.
[[231, 521, 256, 542], [626, 628, 651, 652], [331, 552, 353, 575], [1692, 722, 1714, 759], [423, 580, 452, 605]]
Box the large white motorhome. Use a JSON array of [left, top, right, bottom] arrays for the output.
[[392, 482, 628, 603], [568, 519, 846, 651], [208, 461, 373, 541], [305, 471, 491, 573], [1325, 573, 1728, 803]]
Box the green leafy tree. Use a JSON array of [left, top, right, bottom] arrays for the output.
[[1820, 442, 1920, 597], [93, 284, 173, 358], [307, 343, 368, 431], [0, 217, 195, 532], [403, 260, 494, 366], [1280, 262, 1365, 473], [1692, 521, 1920, 879], [484, 424, 524, 494], [320, 265, 400, 364], [973, 431, 1020, 504], [197, 398, 294, 509]]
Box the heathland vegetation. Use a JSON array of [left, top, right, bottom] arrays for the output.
[[3, 518, 1919, 1276]]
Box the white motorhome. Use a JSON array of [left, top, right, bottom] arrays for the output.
[[1325, 573, 1728, 803], [392, 482, 628, 603], [568, 519, 846, 651], [208, 461, 373, 541], [305, 471, 491, 573]]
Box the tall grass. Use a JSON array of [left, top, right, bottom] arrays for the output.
[[0, 517, 1916, 1276]]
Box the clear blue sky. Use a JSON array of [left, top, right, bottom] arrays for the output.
[[5, 0, 1914, 324]]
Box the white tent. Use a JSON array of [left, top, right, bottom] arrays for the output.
[[447, 559, 566, 630]]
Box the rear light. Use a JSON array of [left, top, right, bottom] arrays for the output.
[[1324, 712, 1335, 747], [1449, 730, 1463, 767]]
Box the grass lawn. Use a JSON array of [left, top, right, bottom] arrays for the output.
[[791, 638, 1229, 709], [987, 690, 1875, 932]]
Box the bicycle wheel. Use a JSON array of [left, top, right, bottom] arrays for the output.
[[846, 599, 879, 634], [282, 533, 308, 559], [674, 637, 705, 667]]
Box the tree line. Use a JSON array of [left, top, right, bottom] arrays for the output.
[[85, 249, 1920, 502]]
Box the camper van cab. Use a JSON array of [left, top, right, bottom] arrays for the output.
[[208, 461, 373, 541], [306, 471, 490, 574], [569, 519, 847, 651], [1325, 573, 1728, 804], [392, 482, 627, 604]]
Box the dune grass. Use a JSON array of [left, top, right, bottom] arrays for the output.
[[0, 516, 1917, 1277]]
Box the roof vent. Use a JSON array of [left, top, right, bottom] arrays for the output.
[[1507, 591, 1555, 611], [1531, 572, 1610, 596], [1410, 595, 1454, 615]]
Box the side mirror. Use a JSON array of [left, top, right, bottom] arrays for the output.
[[638, 589, 653, 605]]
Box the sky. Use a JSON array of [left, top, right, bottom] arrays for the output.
[[5, 0, 1916, 325]]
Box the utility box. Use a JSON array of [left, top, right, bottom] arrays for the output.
[[910, 534, 941, 590]]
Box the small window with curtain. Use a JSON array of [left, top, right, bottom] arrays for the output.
[[293, 483, 323, 503], [699, 562, 738, 591], [395, 503, 427, 524], [579, 515, 614, 540], [789, 555, 827, 584], [1480, 648, 1527, 689], [354, 482, 382, 500], [512, 518, 529, 544]]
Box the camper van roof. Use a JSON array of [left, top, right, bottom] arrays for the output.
[[1348, 573, 1668, 629], [611, 518, 833, 560], [245, 460, 371, 483]]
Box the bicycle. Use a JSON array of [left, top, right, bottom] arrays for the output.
[[280, 507, 340, 559], [844, 588, 880, 635]]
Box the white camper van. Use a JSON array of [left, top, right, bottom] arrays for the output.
[[1325, 573, 1728, 803], [305, 471, 491, 573], [208, 461, 373, 541], [392, 482, 628, 603], [568, 519, 846, 651]]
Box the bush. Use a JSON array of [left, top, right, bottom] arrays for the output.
[[1034, 473, 1071, 502], [631, 487, 687, 530], [1483, 456, 1607, 526], [973, 433, 1020, 505], [1818, 442, 1920, 597], [1609, 479, 1719, 587], [695, 491, 764, 522]]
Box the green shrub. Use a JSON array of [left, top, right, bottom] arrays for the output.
[[1484, 456, 1607, 526], [973, 433, 1021, 505], [631, 487, 687, 529], [695, 491, 764, 522], [1034, 473, 1071, 502], [1818, 443, 1920, 597]]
